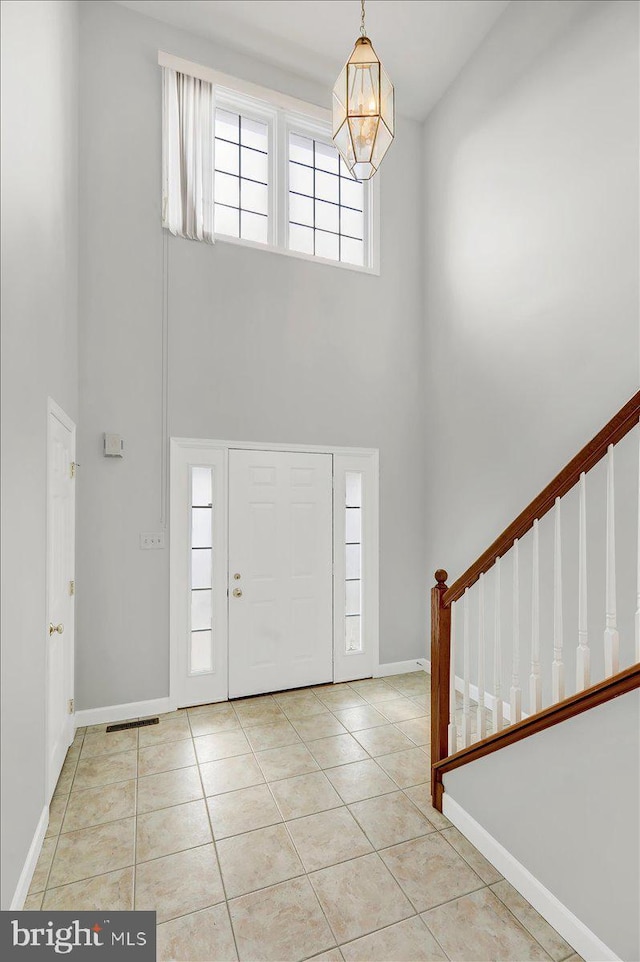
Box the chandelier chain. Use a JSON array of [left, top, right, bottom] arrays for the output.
[[360, 0, 366, 37]]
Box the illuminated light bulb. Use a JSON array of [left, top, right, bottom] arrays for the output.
[[332, 0, 394, 181]]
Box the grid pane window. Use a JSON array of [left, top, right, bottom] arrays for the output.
[[345, 472, 363, 653], [215, 109, 269, 244], [288, 133, 365, 266], [190, 467, 214, 674]]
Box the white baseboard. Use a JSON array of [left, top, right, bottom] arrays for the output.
[[75, 696, 174, 729], [10, 805, 49, 910], [442, 795, 620, 962], [375, 659, 427, 677]]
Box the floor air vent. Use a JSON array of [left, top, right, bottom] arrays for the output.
[[106, 717, 159, 733]]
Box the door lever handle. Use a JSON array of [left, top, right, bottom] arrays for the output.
[[49, 623, 64, 636]]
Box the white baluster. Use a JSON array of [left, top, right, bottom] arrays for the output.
[[636, 429, 640, 664], [604, 444, 619, 676], [510, 538, 522, 723], [576, 472, 590, 690], [477, 574, 487, 740], [448, 602, 458, 754], [552, 498, 565, 702], [529, 519, 542, 713], [493, 557, 503, 733], [462, 587, 472, 747]]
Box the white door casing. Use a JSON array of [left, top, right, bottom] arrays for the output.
[[46, 399, 76, 799], [170, 443, 228, 709], [169, 439, 379, 708], [228, 449, 333, 698]]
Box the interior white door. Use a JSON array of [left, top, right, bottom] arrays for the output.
[[46, 401, 76, 798], [228, 450, 333, 697]]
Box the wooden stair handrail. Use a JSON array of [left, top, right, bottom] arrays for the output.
[[431, 664, 640, 811], [443, 391, 640, 607]]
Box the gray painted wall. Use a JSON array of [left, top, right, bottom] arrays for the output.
[[0, 0, 79, 907], [76, 1, 425, 710], [445, 689, 640, 960], [425, 2, 640, 954], [423, 0, 639, 598]]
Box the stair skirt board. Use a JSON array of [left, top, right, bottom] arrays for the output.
[[452, 672, 529, 725], [442, 795, 621, 962]]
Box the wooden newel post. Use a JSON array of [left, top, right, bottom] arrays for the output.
[[430, 569, 451, 812]]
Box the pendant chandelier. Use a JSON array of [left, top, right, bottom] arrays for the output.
[[332, 0, 395, 181]]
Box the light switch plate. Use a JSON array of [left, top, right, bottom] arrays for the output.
[[140, 532, 165, 550]]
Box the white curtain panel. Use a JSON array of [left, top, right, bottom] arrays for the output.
[[162, 67, 215, 243]]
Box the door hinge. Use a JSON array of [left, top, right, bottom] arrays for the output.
[[68, 698, 74, 714], [69, 580, 75, 596], [70, 462, 77, 479]]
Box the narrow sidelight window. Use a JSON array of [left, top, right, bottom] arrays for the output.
[[190, 466, 214, 672], [345, 471, 363, 652]]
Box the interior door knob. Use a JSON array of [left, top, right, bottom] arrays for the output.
[[49, 623, 64, 635], [232, 588, 243, 598]]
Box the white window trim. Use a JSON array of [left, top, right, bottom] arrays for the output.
[[169, 437, 380, 707], [159, 51, 381, 275]]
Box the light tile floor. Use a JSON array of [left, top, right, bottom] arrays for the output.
[[28, 671, 583, 962]]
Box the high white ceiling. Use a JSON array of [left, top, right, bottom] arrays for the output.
[[114, 0, 510, 119]]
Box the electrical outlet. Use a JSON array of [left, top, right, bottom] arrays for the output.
[[140, 532, 165, 550]]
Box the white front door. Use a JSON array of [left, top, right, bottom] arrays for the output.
[[228, 450, 333, 698], [46, 400, 76, 798]]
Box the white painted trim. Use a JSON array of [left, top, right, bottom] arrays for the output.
[[160, 52, 381, 277], [218, 218, 381, 277], [75, 697, 173, 729], [442, 795, 620, 962], [45, 398, 76, 802], [10, 806, 49, 910], [170, 443, 228, 709], [333, 452, 380, 683], [158, 51, 329, 122], [452, 672, 527, 724], [170, 438, 380, 702], [375, 659, 427, 677], [172, 437, 378, 457]]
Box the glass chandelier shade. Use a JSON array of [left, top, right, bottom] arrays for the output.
[[332, 36, 394, 181]]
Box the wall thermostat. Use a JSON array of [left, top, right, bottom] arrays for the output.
[[104, 433, 124, 458]]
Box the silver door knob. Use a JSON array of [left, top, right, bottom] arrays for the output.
[[232, 588, 243, 598], [49, 623, 64, 635]]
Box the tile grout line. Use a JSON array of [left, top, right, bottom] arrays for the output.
[[39, 743, 83, 900], [239, 681, 432, 951], [241, 686, 399, 951], [486, 881, 568, 962], [246, 689, 347, 954], [38, 678, 428, 895], [40, 673, 572, 962], [187, 701, 243, 962], [132, 727, 139, 911]]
